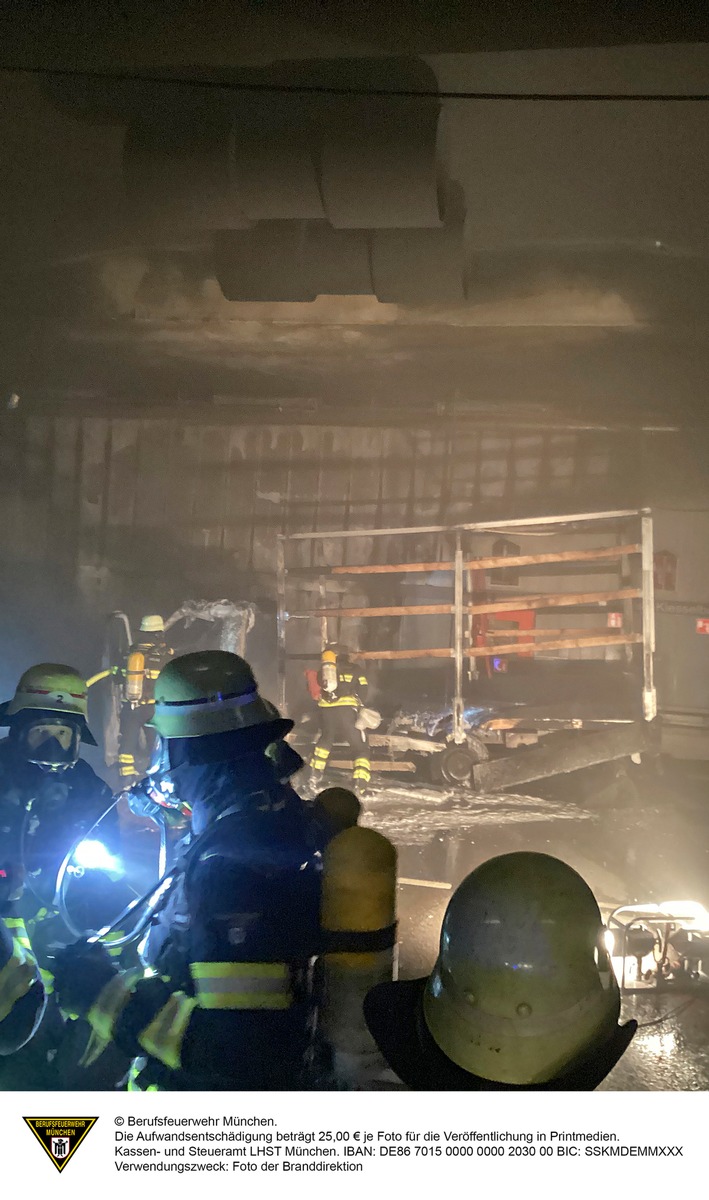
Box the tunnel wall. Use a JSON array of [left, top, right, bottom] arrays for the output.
[[2, 412, 708, 728], [0, 410, 641, 692]]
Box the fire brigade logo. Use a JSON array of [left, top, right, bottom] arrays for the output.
[[23, 1117, 98, 1172]]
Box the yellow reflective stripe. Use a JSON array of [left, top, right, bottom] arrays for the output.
[[39, 968, 54, 995], [0, 949, 37, 1022], [128, 1069, 159, 1093], [358, 677, 368, 685], [341, 674, 353, 682], [318, 697, 359, 708], [191, 962, 287, 979], [312, 747, 330, 760], [138, 992, 198, 1070], [190, 962, 293, 1011], [353, 758, 370, 767], [86, 972, 137, 1041], [4, 919, 34, 959], [104, 931, 125, 958], [310, 761, 326, 772], [127, 1061, 145, 1092], [196, 992, 291, 1011]]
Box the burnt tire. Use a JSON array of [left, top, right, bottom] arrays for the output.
[[434, 735, 489, 787]]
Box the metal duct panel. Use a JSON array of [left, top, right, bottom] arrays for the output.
[[304, 223, 373, 295], [214, 223, 317, 301], [124, 119, 250, 233], [316, 58, 441, 230], [371, 222, 466, 303], [214, 221, 373, 301], [230, 92, 324, 222], [231, 131, 324, 220], [321, 101, 441, 229], [122, 59, 444, 234]]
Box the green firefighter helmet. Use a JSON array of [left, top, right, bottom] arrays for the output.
[[140, 614, 165, 633], [0, 663, 97, 745], [149, 650, 284, 739], [423, 852, 620, 1085]]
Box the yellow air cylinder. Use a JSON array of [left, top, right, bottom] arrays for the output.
[[320, 825, 397, 1087], [125, 651, 146, 702]]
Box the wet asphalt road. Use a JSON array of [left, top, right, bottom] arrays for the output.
[[600, 992, 709, 1090]]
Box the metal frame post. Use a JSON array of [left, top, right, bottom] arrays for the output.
[[276, 535, 287, 712], [284, 509, 641, 541], [453, 536, 465, 743], [641, 512, 657, 721]]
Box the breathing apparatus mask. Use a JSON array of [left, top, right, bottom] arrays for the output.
[[125, 735, 193, 824], [126, 727, 304, 834], [13, 714, 82, 773]]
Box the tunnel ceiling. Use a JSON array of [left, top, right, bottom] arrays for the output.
[[2, 2, 709, 66], [1, 25, 709, 426]]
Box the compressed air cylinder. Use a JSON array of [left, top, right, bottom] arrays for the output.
[[124, 651, 145, 702], [320, 825, 397, 1087]]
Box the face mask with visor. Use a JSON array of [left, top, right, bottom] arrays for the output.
[[18, 717, 81, 772], [125, 735, 193, 823]]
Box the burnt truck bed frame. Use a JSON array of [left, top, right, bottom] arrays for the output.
[[276, 508, 657, 791]]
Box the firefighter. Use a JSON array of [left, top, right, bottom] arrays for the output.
[[309, 645, 372, 793], [364, 852, 637, 1091], [52, 650, 327, 1091], [0, 864, 46, 1056], [0, 663, 126, 1088], [0, 664, 114, 912], [117, 615, 174, 782]]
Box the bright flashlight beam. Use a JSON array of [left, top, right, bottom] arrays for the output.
[[72, 839, 122, 874], [659, 900, 709, 929]]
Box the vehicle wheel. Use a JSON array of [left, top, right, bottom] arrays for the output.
[[431, 735, 488, 786], [439, 745, 476, 785], [438, 745, 482, 786]]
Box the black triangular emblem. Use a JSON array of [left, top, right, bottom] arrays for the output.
[[23, 1117, 98, 1172]]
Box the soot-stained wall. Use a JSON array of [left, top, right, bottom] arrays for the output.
[[0, 410, 640, 694]]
